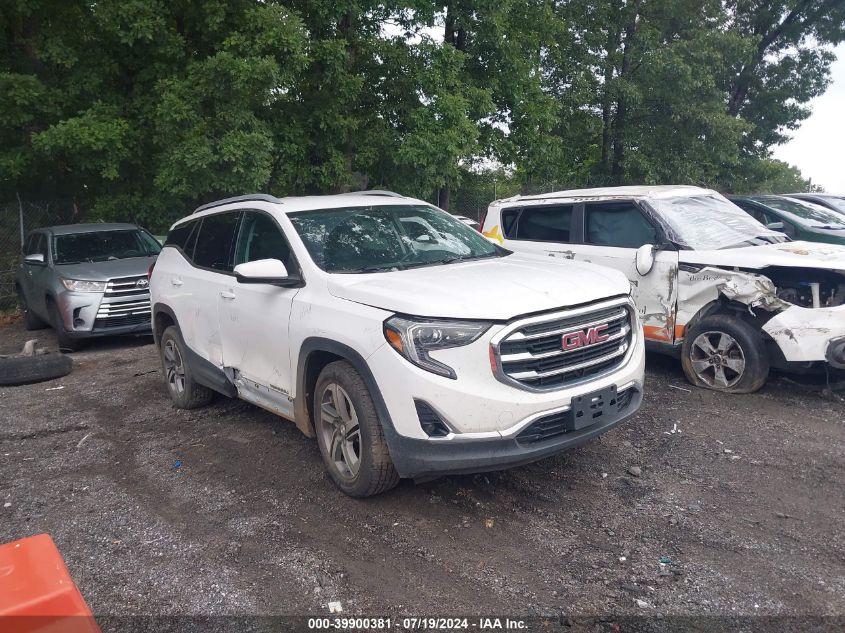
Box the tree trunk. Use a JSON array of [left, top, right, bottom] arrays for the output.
[[611, 2, 640, 183], [438, 187, 451, 211], [600, 18, 623, 175]]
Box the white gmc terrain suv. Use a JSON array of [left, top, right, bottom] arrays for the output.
[[150, 192, 645, 496]]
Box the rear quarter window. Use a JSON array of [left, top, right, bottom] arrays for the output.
[[164, 220, 197, 251]]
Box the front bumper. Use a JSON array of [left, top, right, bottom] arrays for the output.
[[386, 386, 643, 480], [762, 303, 845, 364], [56, 290, 152, 338]]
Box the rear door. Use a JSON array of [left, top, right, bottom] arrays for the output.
[[181, 211, 241, 365], [498, 204, 578, 260], [569, 201, 680, 344]]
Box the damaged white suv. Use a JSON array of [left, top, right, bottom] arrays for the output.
[[150, 192, 645, 496], [482, 186, 845, 393]]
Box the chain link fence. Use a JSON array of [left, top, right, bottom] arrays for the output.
[[0, 199, 80, 311], [445, 179, 577, 223]]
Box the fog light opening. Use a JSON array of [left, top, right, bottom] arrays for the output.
[[414, 400, 451, 438]]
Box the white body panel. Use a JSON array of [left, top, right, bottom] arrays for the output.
[[327, 253, 630, 320]]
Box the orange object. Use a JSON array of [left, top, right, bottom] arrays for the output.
[[0, 534, 101, 633]]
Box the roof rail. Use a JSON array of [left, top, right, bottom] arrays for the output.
[[193, 194, 283, 214], [340, 190, 404, 198]]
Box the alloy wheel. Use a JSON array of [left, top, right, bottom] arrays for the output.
[[318, 383, 361, 480], [689, 331, 746, 389], [163, 339, 186, 394]]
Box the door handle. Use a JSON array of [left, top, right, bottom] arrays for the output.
[[171, 278, 183, 287], [220, 290, 236, 300]]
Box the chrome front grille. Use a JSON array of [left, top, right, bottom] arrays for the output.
[[93, 296, 151, 330], [105, 275, 150, 296], [95, 298, 151, 320], [493, 297, 635, 391]]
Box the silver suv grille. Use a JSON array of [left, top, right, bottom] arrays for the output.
[[96, 298, 151, 320], [105, 275, 150, 296], [492, 297, 634, 391]]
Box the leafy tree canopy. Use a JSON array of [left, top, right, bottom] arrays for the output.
[[0, 0, 838, 231]]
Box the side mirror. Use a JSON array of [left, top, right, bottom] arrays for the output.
[[24, 253, 45, 264], [233, 259, 300, 287], [766, 221, 784, 230], [635, 244, 656, 276]]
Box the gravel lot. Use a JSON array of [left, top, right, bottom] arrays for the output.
[[1, 321, 844, 627]]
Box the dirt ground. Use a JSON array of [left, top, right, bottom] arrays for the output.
[[1, 320, 844, 627]]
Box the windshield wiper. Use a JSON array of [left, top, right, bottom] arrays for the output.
[[812, 225, 845, 230], [440, 252, 500, 265]]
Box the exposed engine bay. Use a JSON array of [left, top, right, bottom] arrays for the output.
[[762, 267, 845, 309]]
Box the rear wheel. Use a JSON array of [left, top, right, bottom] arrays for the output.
[[47, 299, 85, 352], [159, 325, 213, 409], [17, 286, 47, 331], [681, 314, 769, 393], [314, 361, 399, 497]]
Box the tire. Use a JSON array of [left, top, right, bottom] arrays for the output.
[[681, 314, 769, 394], [314, 360, 399, 497], [0, 353, 72, 386], [159, 325, 214, 409], [47, 300, 86, 352]]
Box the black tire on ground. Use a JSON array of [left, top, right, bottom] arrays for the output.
[[159, 325, 214, 409], [681, 314, 769, 394], [0, 353, 73, 386], [17, 286, 47, 331], [314, 360, 400, 497], [47, 299, 86, 352]]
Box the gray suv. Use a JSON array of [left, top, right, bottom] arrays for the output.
[[15, 223, 161, 351]]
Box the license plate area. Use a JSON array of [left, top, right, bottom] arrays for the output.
[[569, 385, 618, 430]]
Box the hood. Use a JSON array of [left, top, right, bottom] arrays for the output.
[[54, 256, 157, 281], [326, 254, 630, 320], [680, 241, 845, 272]]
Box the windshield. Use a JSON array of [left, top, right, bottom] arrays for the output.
[[288, 204, 503, 273], [53, 229, 162, 264], [760, 197, 845, 229], [813, 196, 845, 214], [647, 194, 787, 250]]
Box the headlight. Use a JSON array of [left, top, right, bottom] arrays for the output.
[[383, 316, 491, 379], [61, 278, 107, 292]]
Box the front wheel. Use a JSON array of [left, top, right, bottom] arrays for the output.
[[314, 361, 399, 497], [681, 314, 769, 393]]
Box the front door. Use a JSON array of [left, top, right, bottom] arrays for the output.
[[569, 201, 680, 344], [23, 233, 52, 318], [219, 210, 301, 414]]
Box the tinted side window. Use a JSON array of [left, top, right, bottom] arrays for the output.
[[164, 220, 197, 250], [24, 233, 39, 255], [34, 234, 48, 258], [514, 206, 574, 242], [501, 209, 520, 238], [585, 202, 657, 248], [235, 212, 294, 269], [193, 212, 240, 271]]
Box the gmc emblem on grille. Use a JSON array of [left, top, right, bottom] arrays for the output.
[[562, 324, 610, 351]]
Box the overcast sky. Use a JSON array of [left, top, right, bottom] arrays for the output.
[[772, 43, 845, 192]]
